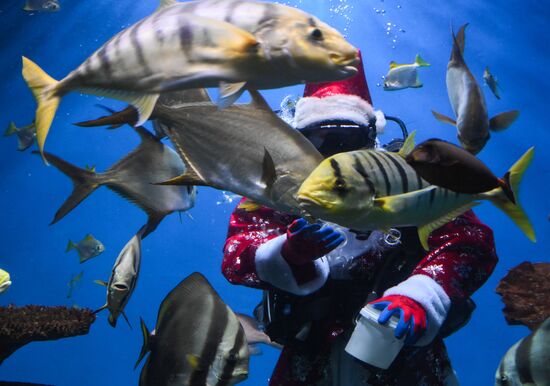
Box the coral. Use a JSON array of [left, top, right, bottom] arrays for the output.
[[0, 305, 95, 365], [496, 261, 550, 330]]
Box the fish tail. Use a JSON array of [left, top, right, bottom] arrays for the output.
[[33, 151, 102, 225], [135, 318, 151, 369], [22, 57, 62, 164], [74, 105, 139, 129], [66, 240, 76, 252], [4, 122, 18, 137], [481, 147, 536, 242], [414, 54, 430, 67]]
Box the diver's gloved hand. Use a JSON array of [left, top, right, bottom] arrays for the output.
[[281, 218, 345, 265], [369, 295, 427, 346]]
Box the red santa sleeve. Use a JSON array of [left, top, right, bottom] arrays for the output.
[[222, 198, 330, 294], [383, 210, 498, 346]]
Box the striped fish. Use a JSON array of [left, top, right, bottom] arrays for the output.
[[432, 24, 519, 155], [297, 132, 536, 249], [136, 272, 249, 386], [495, 318, 550, 386], [22, 9, 263, 162], [94, 230, 143, 328]]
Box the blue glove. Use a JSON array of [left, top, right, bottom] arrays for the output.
[[281, 218, 345, 265], [370, 295, 428, 346]]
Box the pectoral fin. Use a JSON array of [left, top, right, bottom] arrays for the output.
[[154, 169, 208, 186], [373, 186, 438, 213], [93, 279, 108, 287], [397, 130, 416, 158], [489, 110, 519, 132], [417, 202, 479, 250], [218, 81, 247, 109], [432, 111, 456, 126], [261, 148, 277, 193]]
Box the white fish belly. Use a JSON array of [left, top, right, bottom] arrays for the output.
[[386, 66, 418, 89], [446, 67, 468, 117]]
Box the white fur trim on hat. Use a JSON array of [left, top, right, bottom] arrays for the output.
[[293, 94, 386, 133], [255, 234, 329, 296], [383, 274, 451, 346]]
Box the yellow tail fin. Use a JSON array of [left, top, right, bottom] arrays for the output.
[[22, 56, 61, 163], [482, 147, 536, 242]]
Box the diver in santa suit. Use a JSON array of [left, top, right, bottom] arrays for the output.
[[222, 51, 498, 386]]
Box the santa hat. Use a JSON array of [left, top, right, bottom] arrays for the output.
[[293, 50, 386, 134]]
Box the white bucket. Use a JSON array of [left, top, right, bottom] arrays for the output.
[[344, 304, 405, 369]]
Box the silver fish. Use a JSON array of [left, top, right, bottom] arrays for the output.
[[136, 272, 249, 386], [484, 66, 501, 100], [432, 24, 519, 154], [66, 234, 105, 263], [38, 126, 196, 237], [383, 54, 430, 91], [495, 318, 550, 386], [23, 0, 60, 12], [95, 231, 142, 327], [154, 89, 324, 215], [4, 121, 36, 151]]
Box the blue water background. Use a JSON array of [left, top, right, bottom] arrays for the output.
[[0, 0, 548, 385]]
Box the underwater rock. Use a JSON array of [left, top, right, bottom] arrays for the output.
[[496, 261, 550, 330], [0, 305, 96, 365]]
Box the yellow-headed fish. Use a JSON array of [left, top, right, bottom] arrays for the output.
[[297, 132, 536, 250], [0, 269, 12, 294]]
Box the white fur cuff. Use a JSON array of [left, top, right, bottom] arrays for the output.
[[384, 274, 451, 346], [255, 235, 330, 296], [293, 94, 386, 133]]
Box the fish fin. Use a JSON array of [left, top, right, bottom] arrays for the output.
[[33, 151, 101, 225], [455, 24, 468, 55], [135, 318, 151, 369], [74, 105, 138, 129], [481, 147, 535, 242], [133, 125, 159, 143], [248, 344, 263, 356], [186, 354, 202, 370], [389, 61, 402, 69], [140, 213, 165, 239], [218, 81, 247, 109], [417, 202, 480, 250], [93, 279, 108, 287], [373, 186, 438, 213], [185, 212, 194, 220], [108, 314, 118, 328], [432, 110, 456, 126], [156, 0, 177, 11], [93, 304, 108, 314], [154, 169, 207, 186], [4, 122, 17, 137], [397, 130, 416, 158], [84, 234, 95, 241], [261, 148, 277, 192], [248, 89, 271, 110], [489, 110, 519, 132], [66, 240, 76, 253], [237, 199, 263, 212], [22, 56, 61, 164], [415, 54, 430, 67], [121, 311, 133, 329]]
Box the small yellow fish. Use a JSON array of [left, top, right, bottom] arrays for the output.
[[0, 269, 12, 294], [383, 54, 430, 91]]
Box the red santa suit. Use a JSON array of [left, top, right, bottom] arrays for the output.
[[221, 54, 498, 386]]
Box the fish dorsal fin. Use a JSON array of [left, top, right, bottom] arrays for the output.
[[156, 0, 177, 12], [417, 202, 479, 250], [455, 24, 468, 55], [218, 81, 247, 109], [432, 110, 456, 126], [237, 199, 263, 212], [84, 234, 95, 241], [389, 61, 403, 70], [397, 130, 417, 158], [154, 169, 208, 186], [134, 318, 151, 369]]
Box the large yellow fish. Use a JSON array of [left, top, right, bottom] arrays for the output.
[[297, 133, 535, 249]]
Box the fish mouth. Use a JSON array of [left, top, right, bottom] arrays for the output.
[[296, 193, 325, 212], [331, 51, 360, 68]]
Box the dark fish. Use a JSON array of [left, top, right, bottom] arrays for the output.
[[495, 317, 550, 386], [4, 121, 36, 151], [136, 272, 249, 386], [406, 139, 515, 202], [66, 234, 105, 263], [76, 89, 323, 215], [432, 24, 519, 154], [35, 126, 196, 237], [23, 0, 60, 12]]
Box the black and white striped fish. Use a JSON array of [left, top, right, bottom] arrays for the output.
[[495, 318, 550, 386], [136, 272, 249, 386], [297, 132, 536, 249], [94, 230, 143, 328]]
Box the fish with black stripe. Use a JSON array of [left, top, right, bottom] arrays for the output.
[[297, 132, 536, 249], [136, 272, 249, 386], [495, 317, 550, 386]]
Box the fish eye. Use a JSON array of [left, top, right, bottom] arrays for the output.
[[310, 28, 323, 40]]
